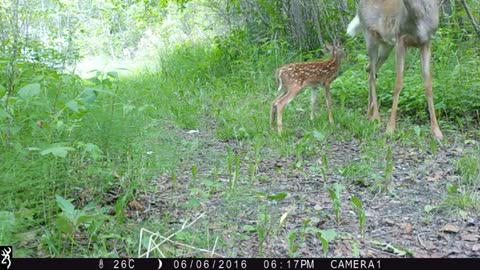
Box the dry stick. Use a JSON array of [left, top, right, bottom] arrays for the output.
[[138, 212, 206, 258], [140, 228, 165, 258], [461, 0, 480, 37], [138, 228, 159, 257], [417, 233, 427, 249], [211, 237, 220, 257], [148, 233, 166, 258], [155, 235, 224, 258]]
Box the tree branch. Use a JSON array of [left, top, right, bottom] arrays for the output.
[[461, 0, 480, 37]]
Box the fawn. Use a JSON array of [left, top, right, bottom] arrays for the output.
[[347, 0, 443, 139], [270, 42, 346, 134]]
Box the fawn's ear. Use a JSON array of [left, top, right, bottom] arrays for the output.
[[324, 43, 334, 53]]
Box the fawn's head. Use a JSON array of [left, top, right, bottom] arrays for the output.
[[325, 41, 346, 62]]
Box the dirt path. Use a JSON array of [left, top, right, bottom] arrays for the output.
[[139, 124, 480, 258]]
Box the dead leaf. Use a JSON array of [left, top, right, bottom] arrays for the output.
[[427, 172, 442, 182], [279, 211, 289, 226], [314, 204, 322, 211], [441, 224, 460, 233], [128, 200, 144, 211], [113, 171, 121, 179], [403, 223, 413, 234], [385, 218, 395, 225], [79, 188, 91, 200], [460, 233, 478, 242]]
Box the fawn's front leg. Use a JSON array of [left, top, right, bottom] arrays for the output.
[[310, 87, 319, 121], [324, 83, 334, 124]]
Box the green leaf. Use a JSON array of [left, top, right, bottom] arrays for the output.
[[0, 84, 6, 96], [327, 188, 337, 200], [242, 224, 256, 232], [319, 236, 329, 255], [313, 130, 326, 141], [82, 143, 103, 160], [56, 215, 74, 234], [56, 195, 76, 214], [41, 146, 75, 158], [414, 126, 421, 137], [0, 109, 10, 120], [107, 71, 119, 80], [267, 192, 288, 201], [446, 184, 458, 195], [320, 229, 337, 242], [186, 198, 200, 209], [66, 100, 80, 112], [424, 204, 435, 213], [81, 88, 98, 104], [77, 213, 95, 225], [333, 183, 345, 194], [18, 83, 41, 99], [351, 196, 362, 209], [0, 211, 16, 234]]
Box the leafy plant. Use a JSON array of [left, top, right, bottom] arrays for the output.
[[256, 213, 270, 256], [287, 230, 300, 257], [351, 196, 366, 239], [55, 195, 107, 253], [316, 229, 337, 256], [327, 183, 345, 224], [320, 153, 328, 186]]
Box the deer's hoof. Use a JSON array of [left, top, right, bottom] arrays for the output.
[[432, 127, 444, 140], [386, 123, 396, 135], [368, 114, 380, 121]]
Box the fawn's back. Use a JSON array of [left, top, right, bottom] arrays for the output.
[[277, 59, 339, 88]]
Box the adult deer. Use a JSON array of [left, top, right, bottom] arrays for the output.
[[270, 42, 346, 134], [347, 0, 443, 139]]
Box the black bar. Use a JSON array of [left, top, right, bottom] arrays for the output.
[[9, 258, 480, 270]]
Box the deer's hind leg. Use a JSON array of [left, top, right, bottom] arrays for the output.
[[365, 31, 381, 120], [274, 86, 300, 134], [386, 37, 406, 135]]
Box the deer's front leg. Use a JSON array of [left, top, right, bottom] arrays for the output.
[[420, 43, 443, 140], [386, 38, 406, 135]]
